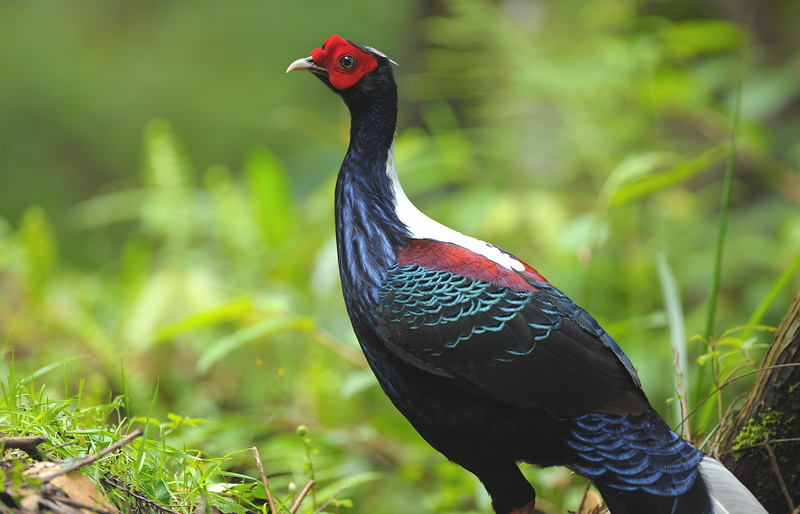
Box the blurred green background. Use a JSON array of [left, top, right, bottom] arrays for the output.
[[1, 0, 799, 512]]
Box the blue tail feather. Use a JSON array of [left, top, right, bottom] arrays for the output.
[[564, 408, 767, 513], [566, 407, 703, 497]]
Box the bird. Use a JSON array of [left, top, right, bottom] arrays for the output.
[[286, 35, 767, 514]]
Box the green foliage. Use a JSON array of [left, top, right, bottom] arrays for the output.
[[0, 355, 366, 514], [19, 205, 58, 299], [1, 0, 800, 512], [142, 120, 195, 260], [246, 148, 294, 246]]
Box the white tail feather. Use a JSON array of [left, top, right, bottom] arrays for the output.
[[699, 456, 767, 514]]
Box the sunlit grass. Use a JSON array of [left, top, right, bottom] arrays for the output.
[[0, 355, 365, 514]]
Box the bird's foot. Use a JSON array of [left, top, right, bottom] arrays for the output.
[[510, 500, 536, 514]]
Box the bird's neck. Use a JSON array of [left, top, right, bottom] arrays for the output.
[[335, 90, 411, 322]]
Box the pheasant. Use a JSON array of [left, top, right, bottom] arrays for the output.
[[286, 35, 767, 514]]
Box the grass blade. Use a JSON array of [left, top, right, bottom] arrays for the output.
[[21, 355, 89, 386], [135, 379, 159, 484], [742, 250, 800, 340], [704, 6, 755, 339], [657, 253, 689, 434], [121, 358, 130, 427]]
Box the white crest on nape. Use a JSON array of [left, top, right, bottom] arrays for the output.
[[353, 42, 399, 66]]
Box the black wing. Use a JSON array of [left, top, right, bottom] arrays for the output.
[[375, 264, 649, 417]]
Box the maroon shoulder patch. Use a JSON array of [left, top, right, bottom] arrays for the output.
[[396, 240, 548, 292]]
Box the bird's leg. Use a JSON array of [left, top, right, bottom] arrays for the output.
[[473, 465, 535, 514]]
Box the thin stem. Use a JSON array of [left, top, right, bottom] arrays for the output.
[[742, 249, 800, 340], [40, 428, 144, 483], [675, 363, 800, 431], [764, 438, 794, 511], [252, 446, 277, 514], [289, 480, 315, 514], [722, 437, 800, 455], [704, 4, 755, 339], [671, 348, 691, 441]]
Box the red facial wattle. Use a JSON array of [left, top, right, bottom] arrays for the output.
[[310, 35, 378, 90]]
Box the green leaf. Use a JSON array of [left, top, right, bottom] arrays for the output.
[[599, 152, 677, 207], [156, 298, 253, 342], [696, 350, 720, 366], [67, 190, 148, 232], [245, 148, 293, 245], [21, 356, 89, 386], [19, 205, 58, 297], [660, 20, 743, 57], [558, 214, 610, 252], [197, 316, 303, 373], [166, 412, 212, 429], [742, 250, 800, 339], [135, 380, 159, 483], [610, 146, 727, 205], [315, 471, 384, 502], [717, 336, 743, 349], [141, 119, 193, 255], [153, 479, 171, 504], [656, 253, 688, 428]]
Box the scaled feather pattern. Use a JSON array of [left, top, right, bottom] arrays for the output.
[[287, 34, 768, 514]]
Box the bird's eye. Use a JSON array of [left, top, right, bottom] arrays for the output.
[[339, 55, 356, 70]]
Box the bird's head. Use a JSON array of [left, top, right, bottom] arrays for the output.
[[286, 35, 396, 107]]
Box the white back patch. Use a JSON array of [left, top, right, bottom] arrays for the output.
[[385, 142, 523, 272]]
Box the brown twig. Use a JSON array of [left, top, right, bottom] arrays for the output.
[[763, 437, 795, 512], [675, 363, 800, 432], [47, 495, 120, 514], [289, 480, 315, 514], [40, 428, 144, 484], [709, 391, 747, 457], [315, 486, 347, 514], [720, 437, 800, 455], [0, 434, 49, 461], [101, 476, 181, 514], [252, 446, 277, 514], [47, 440, 77, 453], [304, 327, 369, 370], [671, 347, 691, 443], [574, 481, 593, 514]]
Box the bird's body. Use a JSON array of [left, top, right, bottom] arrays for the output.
[[287, 35, 767, 514]]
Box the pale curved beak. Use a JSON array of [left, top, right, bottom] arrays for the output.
[[286, 56, 326, 75]]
